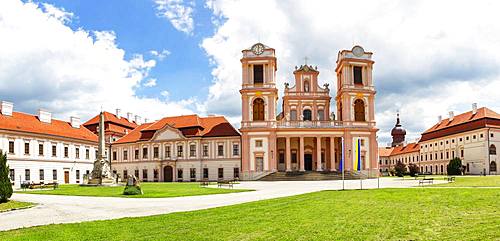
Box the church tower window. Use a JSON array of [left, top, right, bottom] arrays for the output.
[[354, 99, 365, 121], [304, 81, 310, 92], [318, 110, 324, 121], [253, 65, 264, 84], [303, 109, 312, 121], [290, 110, 297, 120], [353, 66, 363, 85], [253, 98, 265, 121]]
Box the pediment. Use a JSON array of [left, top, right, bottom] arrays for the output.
[[152, 125, 184, 141]]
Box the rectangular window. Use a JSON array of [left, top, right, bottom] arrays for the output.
[[217, 144, 224, 157], [189, 144, 196, 157], [142, 147, 148, 159], [9, 169, 15, 182], [134, 169, 139, 178], [64, 146, 69, 158], [318, 110, 325, 121], [473, 135, 476, 139], [153, 169, 159, 181], [218, 168, 224, 179], [52, 169, 57, 180], [232, 144, 239, 156], [233, 168, 239, 179], [253, 64, 263, 84], [153, 146, 159, 158], [291, 150, 297, 163], [85, 149, 90, 159], [255, 140, 263, 147], [353, 66, 363, 84], [142, 169, 148, 180], [203, 145, 209, 157], [480, 134, 484, 138], [190, 168, 196, 180], [177, 169, 183, 180], [24, 142, 30, 155], [123, 170, 128, 179], [123, 150, 128, 160], [177, 145, 183, 158], [452, 151, 455, 158], [165, 146, 171, 158], [112, 151, 117, 160], [290, 110, 297, 120], [8, 141, 14, 154], [38, 143, 44, 156], [76, 170, 80, 183], [134, 149, 139, 159], [39, 169, 44, 181], [203, 168, 209, 179], [25, 169, 30, 181], [446, 152, 449, 159], [52, 145, 57, 157], [76, 148, 80, 159], [461, 149, 464, 158]]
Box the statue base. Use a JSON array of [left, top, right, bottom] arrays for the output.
[[81, 174, 121, 187]]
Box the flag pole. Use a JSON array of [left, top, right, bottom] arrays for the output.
[[341, 137, 345, 190]]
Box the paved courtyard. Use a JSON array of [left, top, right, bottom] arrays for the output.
[[0, 178, 443, 231]]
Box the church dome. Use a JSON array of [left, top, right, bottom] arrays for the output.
[[391, 113, 406, 147]]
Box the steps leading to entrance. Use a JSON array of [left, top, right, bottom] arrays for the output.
[[258, 171, 368, 181]]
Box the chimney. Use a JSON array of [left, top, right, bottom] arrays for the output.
[[0, 101, 13, 116], [438, 115, 442, 123], [472, 103, 477, 114], [116, 108, 121, 119], [135, 115, 142, 125], [126, 112, 133, 121], [70, 116, 80, 128], [449, 111, 454, 121], [38, 109, 52, 123]]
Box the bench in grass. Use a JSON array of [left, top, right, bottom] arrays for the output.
[[419, 178, 434, 186]]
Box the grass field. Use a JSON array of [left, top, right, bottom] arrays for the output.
[[0, 201, 34, 212], [433, 175, 500, 187], [2, 188, 498, 240], [16, 183, 250, 198]]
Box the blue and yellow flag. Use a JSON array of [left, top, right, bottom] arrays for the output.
[[353, 138, 361, 172]]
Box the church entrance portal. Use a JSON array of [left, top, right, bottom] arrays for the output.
[[304, 154, 313, 171], [163, 166, 173, 182]]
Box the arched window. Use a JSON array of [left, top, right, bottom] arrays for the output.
[[252, 98, 265, 121], [354, 99, 365, 122], [489, 144, 496, 155], [490, 161, 497, 172], [304, 81, 310, 92], [303, 109, 312, 121]]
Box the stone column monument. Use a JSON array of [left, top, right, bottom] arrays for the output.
[[84, 111, 117, 185]]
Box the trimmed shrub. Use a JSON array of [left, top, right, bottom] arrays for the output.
[[408, 163, 419, 177], [123, 185, 142, 195], [447, 157, 462, 175], [0, 151, 13, 203], [394, 161, 406, 177]]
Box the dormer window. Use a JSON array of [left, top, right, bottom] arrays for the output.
[[353, 66, 362, 85], [253, 65, 263, 84]]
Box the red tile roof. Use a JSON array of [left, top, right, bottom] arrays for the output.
[[83, 111, 137, 129], [390, 142, 420, 156], [421, 107, 500, 141], [378, 147, 394, 157], [114, 115, 240, 144], [0, 112, 98, 142]]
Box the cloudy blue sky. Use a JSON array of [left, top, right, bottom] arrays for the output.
[[0, 0, 499, 145]]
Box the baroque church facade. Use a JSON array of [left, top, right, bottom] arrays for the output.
[[239, 43, 379, 180]]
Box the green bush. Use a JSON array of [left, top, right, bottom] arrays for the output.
[[408, 163, 419, 177], [447, 157, 462, 175], [123, 185, 142, 195], [0, 151, 13, 203], [394, 161, 406, 177]]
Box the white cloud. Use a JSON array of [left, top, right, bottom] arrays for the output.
[[144, 78, 157, 87], [149, 49, 171, 61], [41, 2, 73, 23], [160, 90, 170, 97], [0, 0, 194, 122], [201, 0, 500, 143], [154, 0, 195, 35]]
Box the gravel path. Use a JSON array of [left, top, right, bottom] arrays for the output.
[[0, 178, 442, 231]]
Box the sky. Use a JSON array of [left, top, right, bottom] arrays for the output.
[[0, 0, 499, 145]]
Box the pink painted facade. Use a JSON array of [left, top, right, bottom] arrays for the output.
[[240, 43, 379, 180]]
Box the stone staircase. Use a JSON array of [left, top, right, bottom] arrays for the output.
[[258, 171, 368, 181]]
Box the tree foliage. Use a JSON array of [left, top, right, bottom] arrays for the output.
[[408, 163, 419, 177], [447, 157, 462, 175], [394, 161, 407, 177], [0, 151, 13, 203]]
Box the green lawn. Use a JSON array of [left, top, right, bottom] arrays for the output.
[[0, 200, 34, 212], [2, 188, 499, 240], [434, 175, 500, 187], [15, 183, 250, 198]]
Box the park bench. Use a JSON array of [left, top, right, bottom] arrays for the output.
[[217, 180, 233, 189], [200, 178, 210, 187], [445, 176, 455, 183], [419, 178, 434, 186]]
